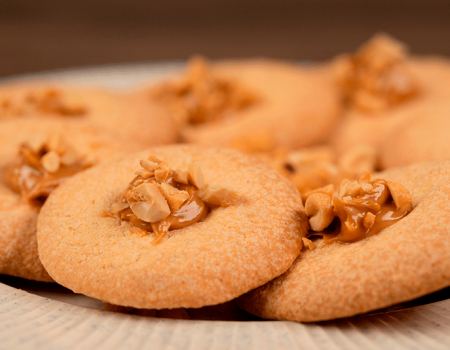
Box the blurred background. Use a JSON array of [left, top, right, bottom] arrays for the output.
[[1, 0, 449, 78]]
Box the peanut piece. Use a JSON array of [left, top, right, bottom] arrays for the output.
[[173, 170, 189, 184], [155, 166, 170, 183], [111, 202, 130, 213], [127, 183, 170, 223], [305, 193, 334, 232], [363, 212, 376, 229], [198, 185, 238, 207], [141, 170, 154, 179], [302, 184, 335, 204], [41, 151, 61, 173], [140, 159, 158, 171], [188, 162, 205, 189], [160, 183, 189, 212], [386, 181, 412, 209], [147, 155, 161, 164]]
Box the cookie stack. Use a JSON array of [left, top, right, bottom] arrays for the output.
[[2, 33, 450, 323]]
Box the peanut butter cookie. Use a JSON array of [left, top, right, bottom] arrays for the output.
[[37, 145, 307, 309], [0, 82, 178, 147], [331, 34, 450, 159], [0, 119, 142, 281], [141, 58, 341, 152], [238, 161, 450, 322]]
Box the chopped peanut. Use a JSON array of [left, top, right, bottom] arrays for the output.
[[305, 193, 334, 232], [173, 170, 189, 184], [302, 184, 335, 204], [41, 151, 61, 173], [188, 162, 205, 189], [160, 183, 189, 212], [140, 159, 158, 171], [127, 183, 171, 223], [198, 185, 238, 207], [363, 212, 376, 229], [386, 181, 412, 209]]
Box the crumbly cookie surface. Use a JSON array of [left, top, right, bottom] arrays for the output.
[[0, 82, 178, 147], [0, 119, 141, 282], [238, 161, 450, 322], [37, 145, 307, 309], [145, 59, 342, 151], [331, 52, 450, 158], [0, 184, 52, 281]]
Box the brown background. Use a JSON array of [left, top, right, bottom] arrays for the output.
[[1, 0, 449, 78]]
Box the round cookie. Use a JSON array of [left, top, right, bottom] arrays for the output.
[[0, 82, 178, 147], [37, 145, 307, 309], [331, 57, 450, 156], [380, 100, 450, 168], [141, 58, 342, 152], [0, 119, 142, 282], [238, 160, 450, 322]]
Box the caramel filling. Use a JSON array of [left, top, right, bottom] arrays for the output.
[[119, 182, 208, 243], [111, 155, 237, 243], [336, 34, 419, 113], [324, 179, 411, 243], [256, 144, 378, 200], [304, 174, 412, 248], [4, 143, 89, 207], [0, 88, 87, 118], [152, 57, 260, 126]]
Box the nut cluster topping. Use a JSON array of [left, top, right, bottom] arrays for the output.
[[335, 34, 419, 113], [152, 57, 260, 126], [302, 171, 412, 247], [256, 144, 378, 199], [112, 155, 238, 243], [4, 132, 91, 207], [0, 88, 87, 119]]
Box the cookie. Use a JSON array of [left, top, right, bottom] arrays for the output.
[[238, 161, 450, 322], [331, 34, 450, 158], [37, 145, 307, 309], [141, 58, 341, 152], [0, 119, 142, 282], [0, 82, 178, 147]]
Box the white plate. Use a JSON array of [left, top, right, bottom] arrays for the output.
[[1, 62, 450, 350]]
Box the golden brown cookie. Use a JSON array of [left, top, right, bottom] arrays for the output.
[[0, 119, 142, 282], [141, 58, 341, 152], [238, 161, 450, 322], [37, 145, 307, 309], [331, 34, 450, 158], [0, 82, 178, 147]]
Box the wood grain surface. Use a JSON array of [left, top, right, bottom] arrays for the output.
[[1, 0, 449, 77]]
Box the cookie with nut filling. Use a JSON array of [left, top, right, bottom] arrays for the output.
[[254, 144, 378, 199], [331, 33, 450, 159], [0, 119, 142, 281], [37, 145, 308, 309], [139, 57, 341, 152], [0, 82, 177, 147], [238, 160, 450, 322]]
